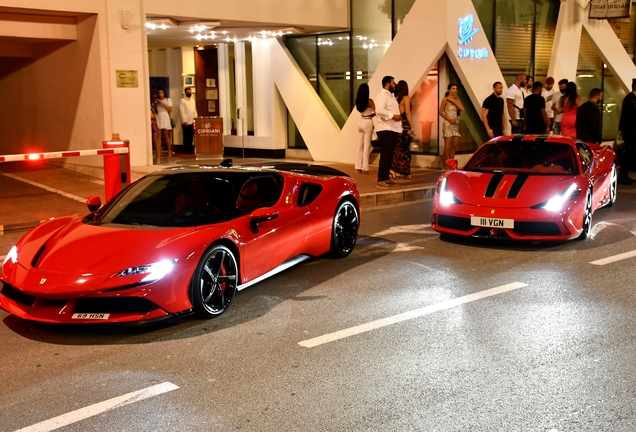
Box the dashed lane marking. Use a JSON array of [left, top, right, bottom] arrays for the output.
[[298, 282, 529, 348], [589, 249, 636, 266], [14, 382, 179, 432], [0, 172, 86, 203]]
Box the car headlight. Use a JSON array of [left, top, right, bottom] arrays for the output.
[[438, 177, 461, 206], [3, 246, 17, 265], [541, 184, 580, 212], [117, 259, 177, 282]]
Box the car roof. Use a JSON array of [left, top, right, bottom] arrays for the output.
[[150, 162, 349, 178]]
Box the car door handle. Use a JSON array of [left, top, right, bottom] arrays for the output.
[[250, 212, 279, 234]]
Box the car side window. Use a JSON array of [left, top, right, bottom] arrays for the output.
[[298, 183, 323, 207], [577, 143, 592, 174], [236, 175, 284, 217]]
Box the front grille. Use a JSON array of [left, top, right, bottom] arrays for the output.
[[73, 297, 158, 314], [437, 215, 473, 231], [1, 282, 36, 306], [513, 222, 562, 236]]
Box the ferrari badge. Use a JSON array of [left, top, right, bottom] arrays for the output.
[[39, 278, 47, 284]]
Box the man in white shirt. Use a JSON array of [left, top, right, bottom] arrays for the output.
[[506, 73, 526, 134], [552, 79, 568, 135], [542, 77, 555, 132], [374, 76, 402, 188], [179, 87, 198, 154]]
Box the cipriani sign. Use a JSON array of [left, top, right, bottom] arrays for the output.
[[457, 14, 489, 59]]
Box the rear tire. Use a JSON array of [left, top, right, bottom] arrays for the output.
[[330, 200, 359, 258], [578, 189, 593, 240], [190, 244, 238, 318]]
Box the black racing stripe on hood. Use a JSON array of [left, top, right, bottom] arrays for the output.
[[508, 174, 529, 198], [485, 173, 504, 198]]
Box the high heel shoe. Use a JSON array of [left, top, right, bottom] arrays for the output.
[[390, 170, 400, 179], [404, 175, 412, 180]]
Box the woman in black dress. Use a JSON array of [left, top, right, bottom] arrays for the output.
[[390, 80, 415, 180]]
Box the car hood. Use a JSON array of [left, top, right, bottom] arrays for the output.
[[18, 217, 198, 275], [447, 171, 582, 208]]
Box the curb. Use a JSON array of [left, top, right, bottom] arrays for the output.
[[360, 184, 436, 208], [0, 220, 45, 234]]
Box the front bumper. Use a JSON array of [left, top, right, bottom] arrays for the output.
[[431, 202, 584, 241]]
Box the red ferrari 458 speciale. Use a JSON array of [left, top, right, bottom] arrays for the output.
[[432, 135, 617, 241], [0, 162, 360, 324]]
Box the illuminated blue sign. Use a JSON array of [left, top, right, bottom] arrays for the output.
[[458, 15, 479, 45], [457, 14, 489, 59]]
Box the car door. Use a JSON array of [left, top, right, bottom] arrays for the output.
[[577, 142, 604, 208], [236, 174, 308, 283]]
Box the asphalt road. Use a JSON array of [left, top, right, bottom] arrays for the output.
[[2, 188, 636, 431]]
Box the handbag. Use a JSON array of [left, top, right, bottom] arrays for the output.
[[614, 132, 625, 154]]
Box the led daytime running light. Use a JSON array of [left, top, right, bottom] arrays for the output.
[[543, 184, 578, 212], [117, 259, 177, 283], [3, 246, 17, 265]]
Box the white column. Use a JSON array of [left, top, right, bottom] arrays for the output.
[[217, 43, 232, 135], [251, 38, 273, 137], [234, 41, 248, 136]]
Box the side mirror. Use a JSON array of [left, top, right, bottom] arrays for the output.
[[250, 208, 279, 234], [86, 196, 102, 212], [445, 159, 459, 171]]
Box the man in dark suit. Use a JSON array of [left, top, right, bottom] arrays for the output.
[[576, 88, 602, 145], [618, 79, 636, 185]]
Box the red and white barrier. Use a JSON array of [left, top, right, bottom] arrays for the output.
[[0, 141, 131, 201], [0, 147, 128, 163]]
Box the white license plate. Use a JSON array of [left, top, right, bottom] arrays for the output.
[[71, 313, 110, 320], [470, 216, 514, 229]]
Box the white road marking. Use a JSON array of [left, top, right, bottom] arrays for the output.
[[356, 237, 425, 252], [373, 223, 433, 236], [299, 282, 528, 348], [589, 249, 636, 266], [0, 172, 86, 203], [14, 382, 179, 432]]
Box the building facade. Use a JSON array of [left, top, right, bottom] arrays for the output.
[[0, 0, 635, 170]]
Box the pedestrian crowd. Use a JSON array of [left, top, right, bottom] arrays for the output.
[[356, 73, 636, 188]]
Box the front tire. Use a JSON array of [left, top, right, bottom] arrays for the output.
[[578, 189, 593, 240], [190, 244, 238, 318], [607, 165, 617, 207], [330, 200, 359, 258]]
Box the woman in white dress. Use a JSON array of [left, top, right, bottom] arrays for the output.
[[354, 83, 375, 174], [154, 89, 173, 163]]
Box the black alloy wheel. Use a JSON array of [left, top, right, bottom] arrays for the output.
[[330, 200, 359, 258], [607, 165, 617, 207], [191, 244, 238, 318], [578, 189, 593, 240]]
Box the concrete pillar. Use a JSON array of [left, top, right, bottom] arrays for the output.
[[101, 0, 152, 166]]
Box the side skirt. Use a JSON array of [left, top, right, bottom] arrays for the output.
[[237, 255, 311, 292]]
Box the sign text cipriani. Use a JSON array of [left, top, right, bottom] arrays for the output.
[[457, 14, 489, 59]]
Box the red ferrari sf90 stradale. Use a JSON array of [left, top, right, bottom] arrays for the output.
[[0, 163, 360, 324], [432, 135, 617, 241]]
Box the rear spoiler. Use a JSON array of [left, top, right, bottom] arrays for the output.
[[266, 163, 349, 177], [217, 159, 349, 177]]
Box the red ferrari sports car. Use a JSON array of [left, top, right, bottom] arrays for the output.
[[432, 135, 617, 241], [0, 162, 360, 324]]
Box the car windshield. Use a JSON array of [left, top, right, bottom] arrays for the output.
[[464, 140, 579, 175], [94, 173, 235, 227]]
